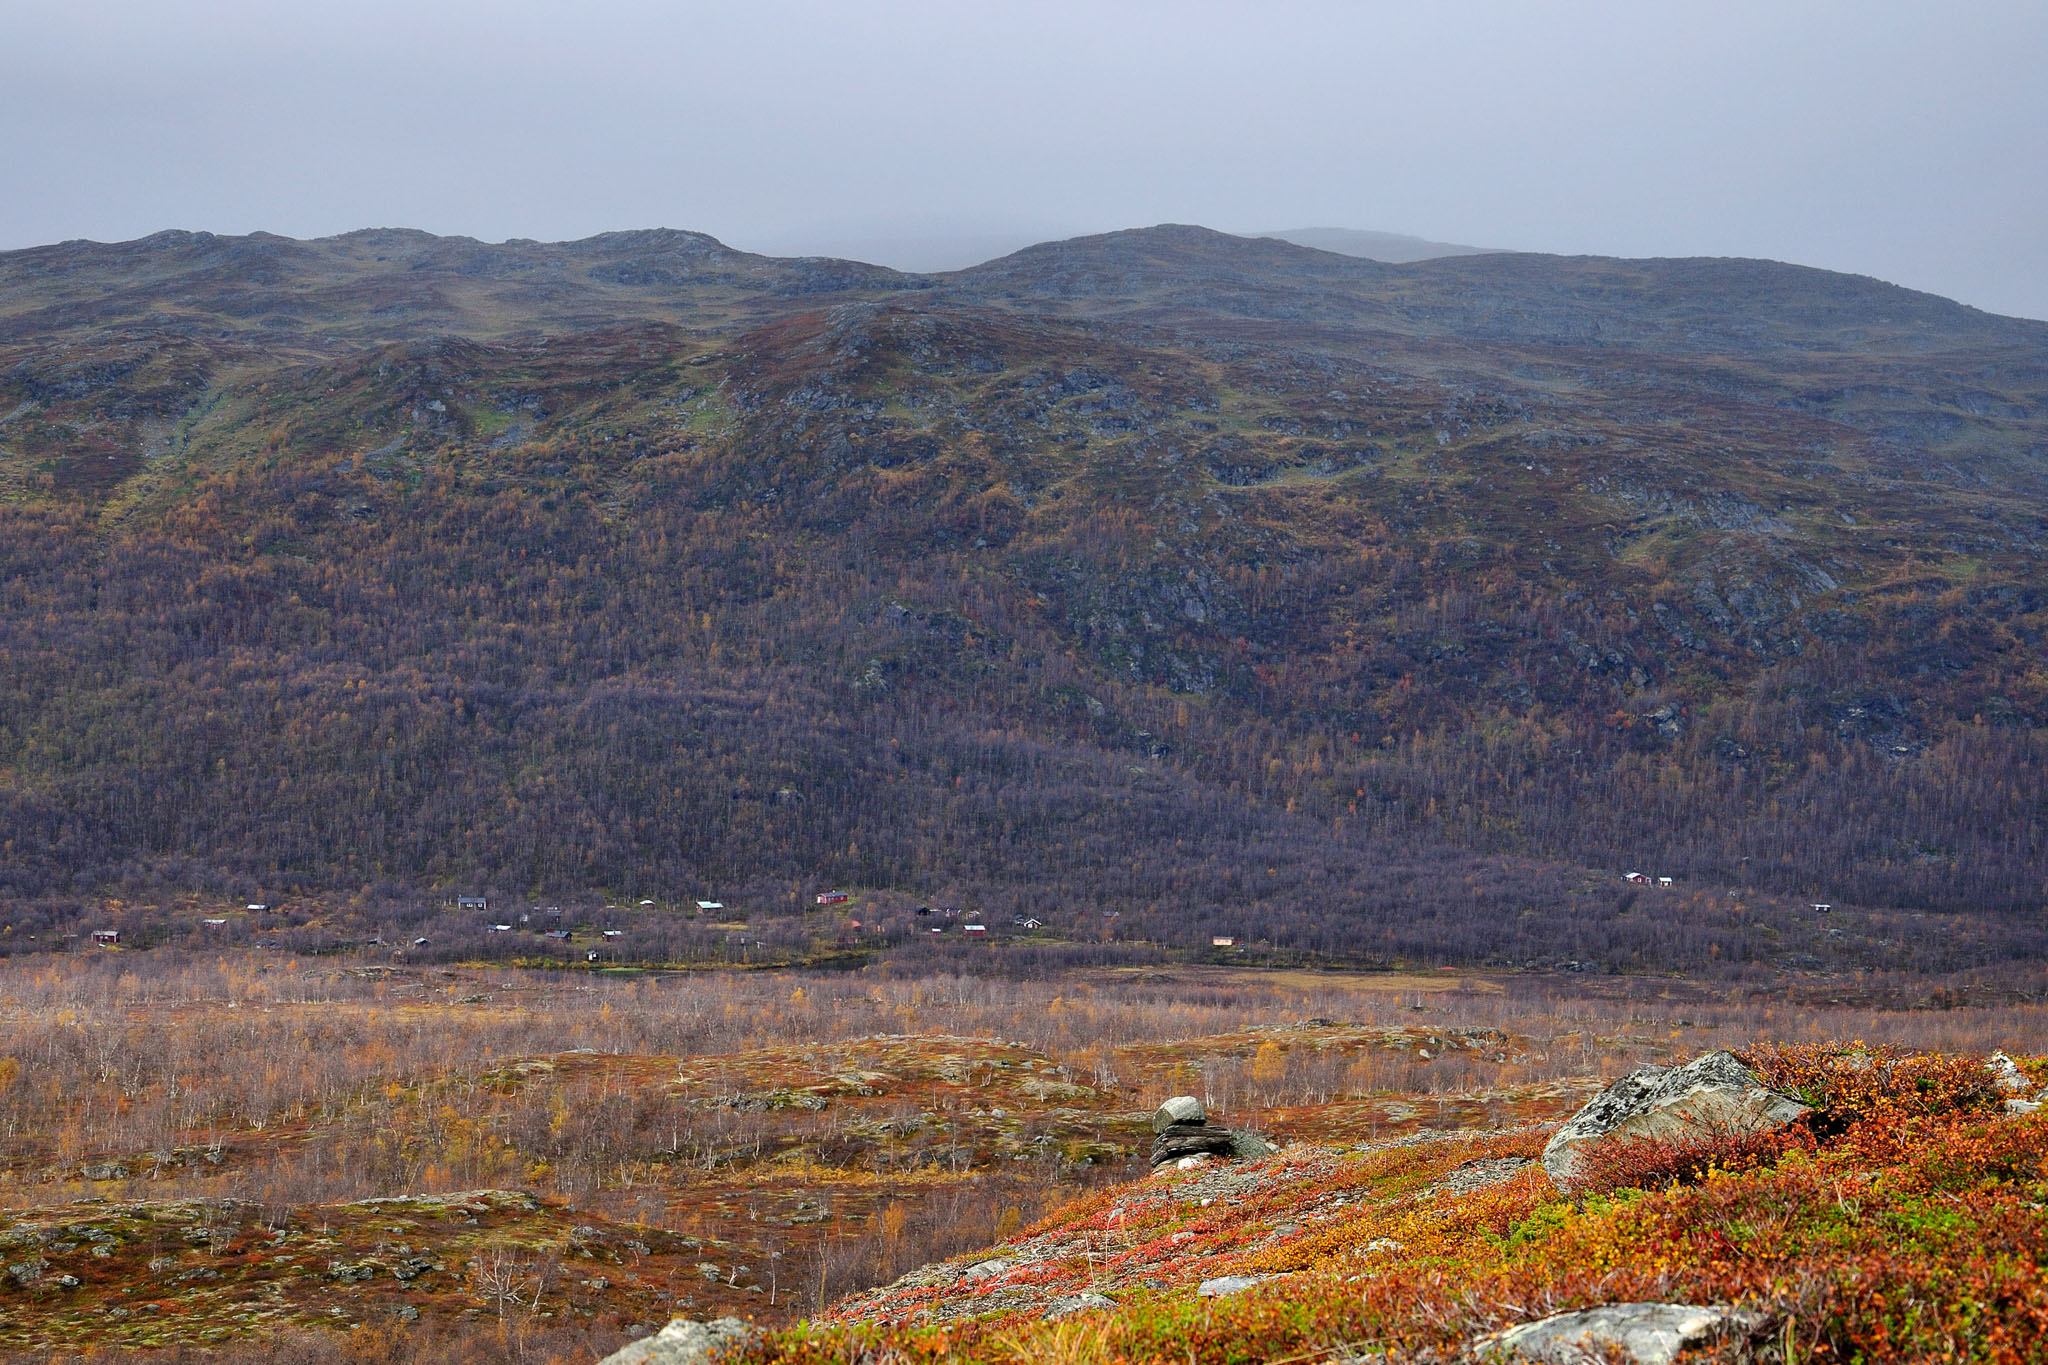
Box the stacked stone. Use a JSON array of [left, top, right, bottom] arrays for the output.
[[1149, 1096, 1271, 1170]]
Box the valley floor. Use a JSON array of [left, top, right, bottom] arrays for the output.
[[0, 954, 2038, 1361]]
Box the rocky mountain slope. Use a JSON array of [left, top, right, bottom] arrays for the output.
[[1, 226, 2044, 969]]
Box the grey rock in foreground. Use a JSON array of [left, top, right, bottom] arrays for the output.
[[1475, 1303, 1762, 1364], [1153, 1095, 1207, 1131], [598, 1317, 754, 1365], [1196, 1274, 1268, 1297], [1044, 1291, 1117, 1318], [1541, 1051, 1809, 1190]]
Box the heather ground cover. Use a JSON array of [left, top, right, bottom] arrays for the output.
[[756, 1044, 2048, 1364]]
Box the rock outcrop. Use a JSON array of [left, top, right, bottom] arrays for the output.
[[1196, 1274, 1271, 1297], [597, 1317, 754, 1365], [1439, 1156, 1533, 1196], [1148, 1096, 1275, 1171], [1989, 1052, 2044, 1114], [1541, 1051, 1809, 1190], [1475, 1302, 1763, 1363]]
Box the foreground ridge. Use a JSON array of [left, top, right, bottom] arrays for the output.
[[613, 1044, 2048, 1363]]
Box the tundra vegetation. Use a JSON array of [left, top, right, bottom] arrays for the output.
[[0, 952, 2039, 1361]]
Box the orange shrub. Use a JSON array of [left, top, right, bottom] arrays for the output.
[[1744, 1042, 2003, 1134]]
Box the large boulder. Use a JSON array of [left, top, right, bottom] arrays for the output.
[[1152, 1095, 1207, 1131], [1148, 1096, 1276, 1170], [597, 1317, 754, 1365], [1475, 1303, 1762, 1363], [1541, 1051, 1809, 1190]]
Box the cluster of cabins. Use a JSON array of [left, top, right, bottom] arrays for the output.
[[92, 898, 277, 946], [914, 906, 986, 934], [1620, 873, 1835, 916], [816, 893, 1051, 938], [82, 891, 1250, 957], [80, 891, 1257, 960], [84, 875, 1839, 965]]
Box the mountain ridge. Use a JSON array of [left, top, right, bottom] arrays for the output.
[[12, 222, 2047, 343], [0, 221, 2043, 974], [1256, 225, 1497, 263]]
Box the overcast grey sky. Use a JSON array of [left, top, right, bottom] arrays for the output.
[[6, 0, 2046, 318]]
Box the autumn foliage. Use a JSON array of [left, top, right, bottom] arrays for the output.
[[4, 233, 2048, 979], [1566, 1118, 1817, 1198], [735, 1042, 2048, 1365]]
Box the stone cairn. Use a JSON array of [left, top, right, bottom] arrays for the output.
[[1149, 1095, 1274, 1172]]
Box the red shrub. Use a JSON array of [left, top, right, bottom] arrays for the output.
[[1570, 1118, 1816, 1196]]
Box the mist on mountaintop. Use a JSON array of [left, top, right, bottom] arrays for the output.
[[3, 1, 2046, 318]]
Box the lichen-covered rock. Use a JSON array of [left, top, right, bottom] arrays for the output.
[[1044, 1291, 1116, 1318], [1988, 1052, 2043, 1114], [1196, 1274, 1268, 1297], [1475, 1302, 1762, 1363], [1152, 1095, 1206, 1131], [1227, 1129, 1277, 1159], [597, 1316, 754, 1365], [1441, 1156, 1533, 1195], [1989, 1052, 2030, 1091], [1541, 1051, 1809, 1190]]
